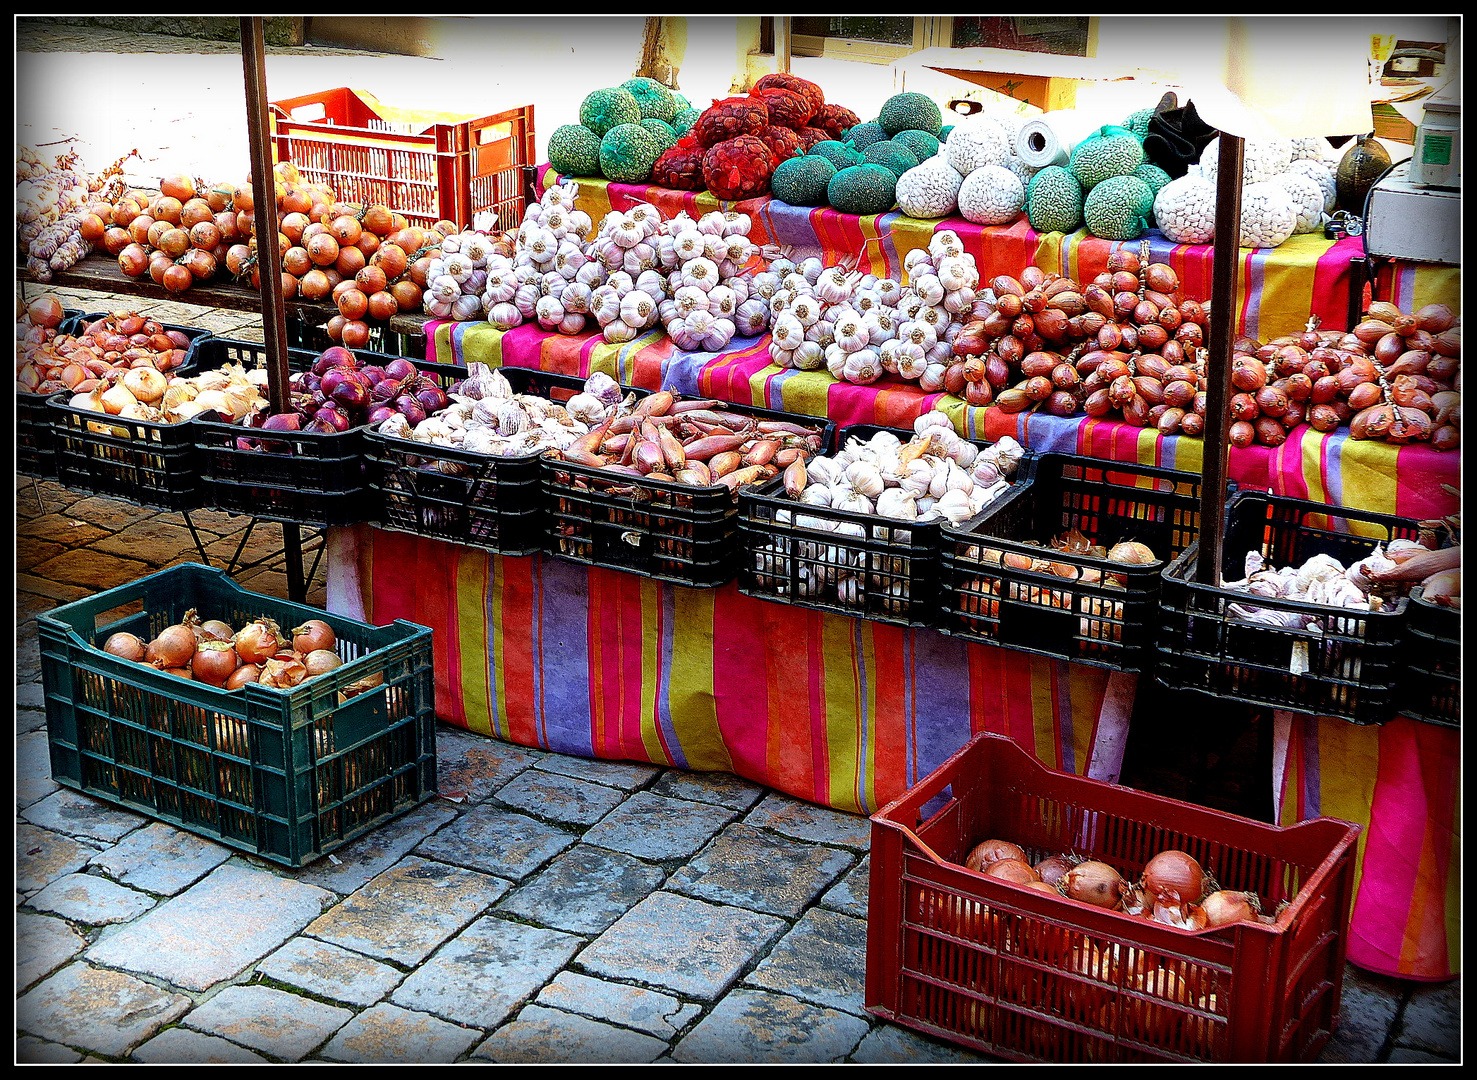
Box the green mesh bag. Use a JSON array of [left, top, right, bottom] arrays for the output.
[[580, 87, 642, 138], [1083, 174, 1155, 240], [621, 77, 679, 123], [599, 123, 663, 183], [771, 155, 838, 207], [861, 140, 921, 179], [808, 141, 860, 170], [641, 118, 678, 153], [1069, 125, 1146, 192], [842, 122, 889, 154], [1025, 165, 1085, 234], [892, 129, 941, 162], [1122, 108, 1156, 141], [547, 125, 604, 178], [670, 107, 701, 138]]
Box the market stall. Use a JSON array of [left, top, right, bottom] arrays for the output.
[[18, 16, 1461, 1053]]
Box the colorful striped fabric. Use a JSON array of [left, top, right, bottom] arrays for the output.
[[325, 525, 1136, 816], [1273, 712, 1460, 981], [1372, 259, 1461, 317], [538, 165, 1365, 339]]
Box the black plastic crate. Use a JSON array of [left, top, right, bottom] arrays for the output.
[[1156, 491, 1422, 725], [737, 424, 1020, 627], [940, 454, 1211, 671], [37, 563, 437, 868], [365, 367, 609, 556], [1399, 585, 1460, 728], [19, 309, 181, 480], [43, 323, 215, 509], [190, 339, 461, 528], [543, 399, 832, 588]]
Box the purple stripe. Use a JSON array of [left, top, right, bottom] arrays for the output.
[[653, 584, 688, 769], [1243, 250, 1268, 341], [534, 556, 595, 756], [1052, 659, 1076, 774], [1301, 717, 1322, 817], [1323, 431, 1346, 509], [907, 628, 975, 784], [485, 555, 505, 738]]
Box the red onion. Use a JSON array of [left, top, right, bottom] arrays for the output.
[[415, 384, 448, 413], [383, 357, 419, 381], [313, 346, 358, 376], [314, 405, 352, 432], [359, 365, 389, 385], [395, 395, 427, 424]]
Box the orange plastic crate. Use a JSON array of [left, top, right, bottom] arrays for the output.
[[270, 87, 534, 230], [867, 732, 1360, 1063]]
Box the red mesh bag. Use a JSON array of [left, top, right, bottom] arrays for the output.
[[749, 86, 813, 129], [651, 138, 707, 191], [812, 103, 861, 139], [795, 126, 834, 152], [701, 135, 776, 200], [753, 72, 826, 116], [693, 96, 769, 149], [757, 125, 803, 164]]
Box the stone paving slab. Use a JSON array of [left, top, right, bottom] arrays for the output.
[[18, 537, 67, 571], [671, 987, 870, 1064], [16, 1035, 86, 1064], [17, 512, 113, 546], [14, 571, 93, 606], [1320, 966, 1403, 1064], [19, 788, 149, 844], [412, 803, 577, 880], [288, 800, 459, 896], [850, 1023, 990, 1063], [181, 983, 353, 1062], [470, 1003, 669, 1064], [744, 791, 872, 849], [87, 821, 233, 895], [132, 1027, 273, 1064], [494, 768, 628, 827], [16, 912, 88, 995], [256, 936, 406, 1008], [819, 852, 871, 919], [666, 822, 855, 918], [17, 962, 192, 1058], [1398, 979, 1460, 1056], [318, 1003, 482, 1064], [389, 915, 583, 1031], [533, 754, 663, 791], [26, 871, 157, 926], [31, 547, 153, 592], [537, 971, 700, 1041], [89, 517, 208, 565], [743, 907, 870, 1016], [84, 860, 335, 992], [575, 891, 788, 1001], [648, 768, 768, 811], [580, 791, 737, 863], [497, 843, 668, 937], [304, 855, 508, 967], [16, 729, 60, 810], [433, 726, 543, 803], [17, 822, 100, 893]]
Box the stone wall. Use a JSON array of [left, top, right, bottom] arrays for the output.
[[22, 17, 304, 46]]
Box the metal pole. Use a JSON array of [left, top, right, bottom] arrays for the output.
[[240, 17, 307, 602], [1195, 133, 1245, 586]]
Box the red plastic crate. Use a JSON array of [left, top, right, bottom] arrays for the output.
[[867, 732, 1359, 1063], [270, 87, 534, 230]]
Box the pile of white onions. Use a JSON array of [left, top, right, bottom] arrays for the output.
[[68, 361, 266, 428]]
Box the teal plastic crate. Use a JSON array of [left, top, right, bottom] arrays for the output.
[[38, 563, 437, 867]]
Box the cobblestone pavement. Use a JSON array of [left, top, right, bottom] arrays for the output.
[[14, 284, 1463, 1064]]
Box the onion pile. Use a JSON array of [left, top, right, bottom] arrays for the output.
[[232, 346, 446, 441], [960, 837, 1271, 931], [107, 610, 352, 692], [18, 309, 195, 405]]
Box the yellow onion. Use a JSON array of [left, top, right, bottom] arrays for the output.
[[259, 656, 307, 689], [1107, 541, 1157, 565], [964, 838, 1027, 872], [103, 632, 147, 662], [234, 617, 284, 665], [122, 366, 167, 404], [145, 622, 199, 669], [303, 649, 343, 678]]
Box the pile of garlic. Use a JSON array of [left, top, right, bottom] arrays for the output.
[[376, 364, 629, 471], [472, 181, 768, 352], [763, 229, 983, 387], [1219, 543, 1424, 631]]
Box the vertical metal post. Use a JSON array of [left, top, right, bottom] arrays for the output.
[[241, 17, 307, 602], [774, 18, 792, 74], [1194, 133, 1245, 586]]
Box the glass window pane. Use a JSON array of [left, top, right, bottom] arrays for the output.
[[951, 16, 1090, 56], [792, 17, 914, 46]]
